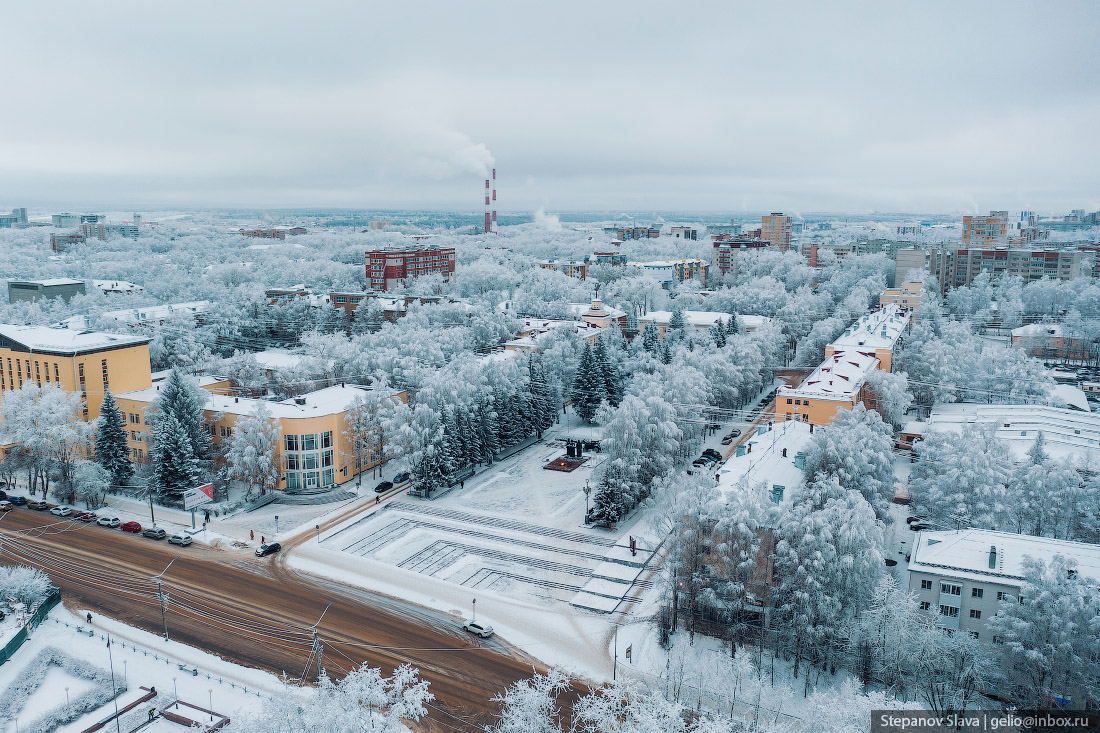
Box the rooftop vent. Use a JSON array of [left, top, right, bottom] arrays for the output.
[[294, 397, 306, 405], [988, 545, 998, 570]]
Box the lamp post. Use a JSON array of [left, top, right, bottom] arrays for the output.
[[583, 481, 591, 525], [173, 678, 177, 708], [472, 598, 476, 623], [208, 690, 213, 722]]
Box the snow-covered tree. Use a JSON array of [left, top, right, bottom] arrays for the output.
[[0, 382, 89, 499], [802, 404, 896, 521], [150, 413, 201, 503], [910, 427, 1014, 530], [570, 342, 607, 423], [73, 460, 111, 509], [343, 389, 399, 485], [224, 404, 282, 497], [864, 369, 913, 429], [95, 389, 133, 488], [0, 566, 55, 612], [489, 670, 570, 733], [668, 308, 686, 339], [592, 336, 623, 406], [150, 368, 210, 462], [640, 323, 660, 354], [526, 356, 556, 437]]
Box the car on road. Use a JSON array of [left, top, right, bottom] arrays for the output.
[[8, 496, 26, 506], [255, 542, 281, 557], [0, 490, 7, 500], [97, 516, 121, 528], [168, 533, 193, 546], [720, 436, 735, 446], [50, 505, 72, 517], [374, 480, 393, 494], [702, 447, 722, 457], [142, 526, 167, 540], [462, 621, 494, 638], [392, 472, 411, 485], [728, 428, 741, 438], [28, 500, 49, 511], [75, 511, 98, 522], [0, 501, 12, 512], [120, 521, 142, 533]]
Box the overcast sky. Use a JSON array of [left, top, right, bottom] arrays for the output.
[[2, 1, 1098, 214]]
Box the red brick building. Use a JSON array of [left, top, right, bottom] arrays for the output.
[[365, 247, 456, 292]]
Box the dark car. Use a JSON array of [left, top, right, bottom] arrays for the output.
[[9, 496, 27, 506], [142, 526, 167, 540], [392, 472, 411, 485], [374, 480, 394, 494], [0, 490, 7, 500], [120, 521, 142, 533], [720, 436, 735, 446], [75, 511, 97, 523], [0, 501, 12, 512], [702, 449, 722, 459], [28, 499, 49, 511], [728, 429, 742, 438], [256, 542, 281, 557]]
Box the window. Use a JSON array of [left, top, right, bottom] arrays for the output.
[[968, 631, 979, 640], [992, 635, 1004, 645], [54, 364, 59, 382], [304, 453, 319, 470], [287, 472, 300, 490], [322, 468, 334, 487], [321, 431, 333, 449], [969, 609, 981, 619], [286, 455, 299, 470], [101, 359, 109, 389], [285, 435, 299, 452], [921, 579, 933, 590], [919, 601, 931, 611], [302, 434, 317, 451], [996, 591, 1013, 602], [971, 587, 983, 598], [136, 449, 143, 461], [939, 605, 959, 618], [786, 399, 792, 404], [78, 363, 85, 392], [794, 399, 801, 405], [322, 450, 333, 468], [940, 583, 961, 596]]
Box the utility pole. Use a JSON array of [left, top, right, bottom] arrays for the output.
[[147, 488, 156, 526], [613, 623, 618, 681], [150, 556, 179, 640], [307, 603, 332, 683]]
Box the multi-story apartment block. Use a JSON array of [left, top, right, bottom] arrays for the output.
[[776, 304, 912, 426], [962, 212, 1008, 246], [590, 252, 627, 266], [711, 236, 768, 278], [51, 214, 103, 228], [240, 227, 307, 239], [603, 226, 660, 240], [0, 324, 152, 421], [50, 233, 86, 252], [895, 246, 1093, 295], [1011, 324, 1091, 363], [8, 278, 86, 303], [707, 220, 742, 237], [82, 223, 140, 240], [670, 226, 698, 240], [627, 259, 707, 289], [538, 260, 588, 279], [760, 213, 793, 251], [116, 383, 406, 490], [0, 209, 27, 228], [878, 281, 923, 311], [365, 246, 456, 292], [908, 529, 1100, 640]]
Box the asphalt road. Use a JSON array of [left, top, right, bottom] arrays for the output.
[[0, 507, 574, 731]]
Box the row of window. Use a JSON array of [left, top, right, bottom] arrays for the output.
[[920, 578, 1014, 602], [284, 432, 333, 452], [285, 450, 333, 471], [785, 398, 813, 407], [2, 358, 62, 391]]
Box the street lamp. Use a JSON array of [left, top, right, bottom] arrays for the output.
[[583, 481, 591, 524]]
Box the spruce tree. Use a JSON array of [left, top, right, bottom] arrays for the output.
[[660, 341, 673, 365], [592, 337, 622, 406], [95, 389, 133, 488], [641, 323, 660, 354], [478, 399, 500, 461], [155, 369, 209, 461], [726, 313, 740, 335], [590, 460, 630, 524], [668, 308, 686, 339], [527, 357, 556, 437], [570, 343, 606, 423], [710, 321, 727, 348], [151, 413, 199, 503]]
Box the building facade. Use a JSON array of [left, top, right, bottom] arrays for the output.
[[879, 281, 923, 310], [538, 260, 588, 279], [50, 233, 86, 252], [627, 259, 707, 288], [0, 324, 152, 421], [8, 279, 86, 303], [760, 213, 793, 251], [711, 237, 769, 278], [365, 246, 456, 292], [895, 246, 1094, 295]]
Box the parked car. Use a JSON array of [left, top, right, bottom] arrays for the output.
[[462, 621, 494, 638], [0, 501, 12, 512], [97, 516, 121, 528], [75, 512, 97, 522], [168, 533, 193, 547], [702, 448, 722, 458], [0, 490, 7, 500], [142, 526, 168, 540], [697, 455, 718, 464], [909, 523, 929, 532], [720, 436, 735, 446], [8, 496, 26, 506], [28, 500, 49, 511], [50, 505, 72, 517], [728, 428, 742, 438], [256, 542, 281, 557], [120, 521, 142, 533], [392, 472, 411, 484], [374, 480, 393, 494]]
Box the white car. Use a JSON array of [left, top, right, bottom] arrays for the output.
[[168, 533, 193, 546], [50, 505, 72, 517], [462, 621, 494, 639], [97, 516, 121, 528]]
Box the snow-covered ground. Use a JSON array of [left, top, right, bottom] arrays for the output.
[[0, 605, 307, 733]]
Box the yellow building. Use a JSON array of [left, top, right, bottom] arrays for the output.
[[0, 324, 152, 421], [879, 281, 923, 311], [503, 318, 605, 354], [116, 383, 406, 491]]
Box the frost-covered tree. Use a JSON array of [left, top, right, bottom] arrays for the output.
[[802, 404, 896, 521], [224, 404, 283, 497], [526, 356, 556, 437], [640, 323, 660, 354], [0, 566, 55, 612], [343, 389, 398, 484], [0, 382, 89, 499], [572, 682, 686, 733], [668, 308, 686, 339], [489, 670, 570, 733], [570, 342, 606, 423], [910, 428, 1014, 530], [988, 554, 1100, 710], [592, 336, 622, 407], [224, 663, 432, 733], [95, 389, 133, 488], [150, 368, 210, 462], [73, 460, 111, 509], [863, 368, 912, 430]]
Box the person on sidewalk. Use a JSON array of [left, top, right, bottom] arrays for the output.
[[250, 529, 254, 541]]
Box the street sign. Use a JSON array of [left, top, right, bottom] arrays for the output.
[[625, 644, 632, 661], [182, 483, 214, 510]]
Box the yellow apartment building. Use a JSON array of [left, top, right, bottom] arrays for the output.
[[0, 324, 152, 421], [116, 383, 406, 491], [879, 281, 923, 311]]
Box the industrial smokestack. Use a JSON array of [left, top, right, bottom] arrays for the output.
[[484, 178, 491, 233], [491, 168, 498, 233]]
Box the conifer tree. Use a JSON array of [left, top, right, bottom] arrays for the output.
[[95, 389, 133, 488], [710, 321, 727, 348], [725, 314, 740, 335], [668, 308, 686, 339], [592, 337, 622, 406], [527, 357, 556, 437], [570, 343, 606, 423], [150, 413, 200, 503], [590, 459, 630, 524], [641, 323, 660, 354], [660, 341, 673, 365], [154, 369, 209, 462]]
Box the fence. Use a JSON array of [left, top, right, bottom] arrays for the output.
[[0, 588, 62, 665]]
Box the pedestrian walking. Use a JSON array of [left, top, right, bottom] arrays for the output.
[[86, 612, 92, 624], [250, 529, 254, 541], [261, 535, 265, 544]]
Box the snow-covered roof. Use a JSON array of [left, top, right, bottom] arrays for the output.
[[91, 279, 144, 293], [11, 278, 84, 287], [105, 301, 211, 325], [119, 383, 394, 420], [566, 301, 627, 320], [910, 528, 1100, 587], [900, 402, 1100, 463], [716, 420, 812, 497], [250, 348, 335, 372], [780, 349, 879, 401], [1012, 323, 1074, 338], [506, 318, 605, 350], [0, 324, 150, 354], [1050, 384, 1090, 412], [829, 304, 912, 351], [628, 259, 706, 267]]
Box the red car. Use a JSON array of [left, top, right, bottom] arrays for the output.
[[0, 501, 12, 512], [120, 521, 142, 533], [75, 512, 97, 522]]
